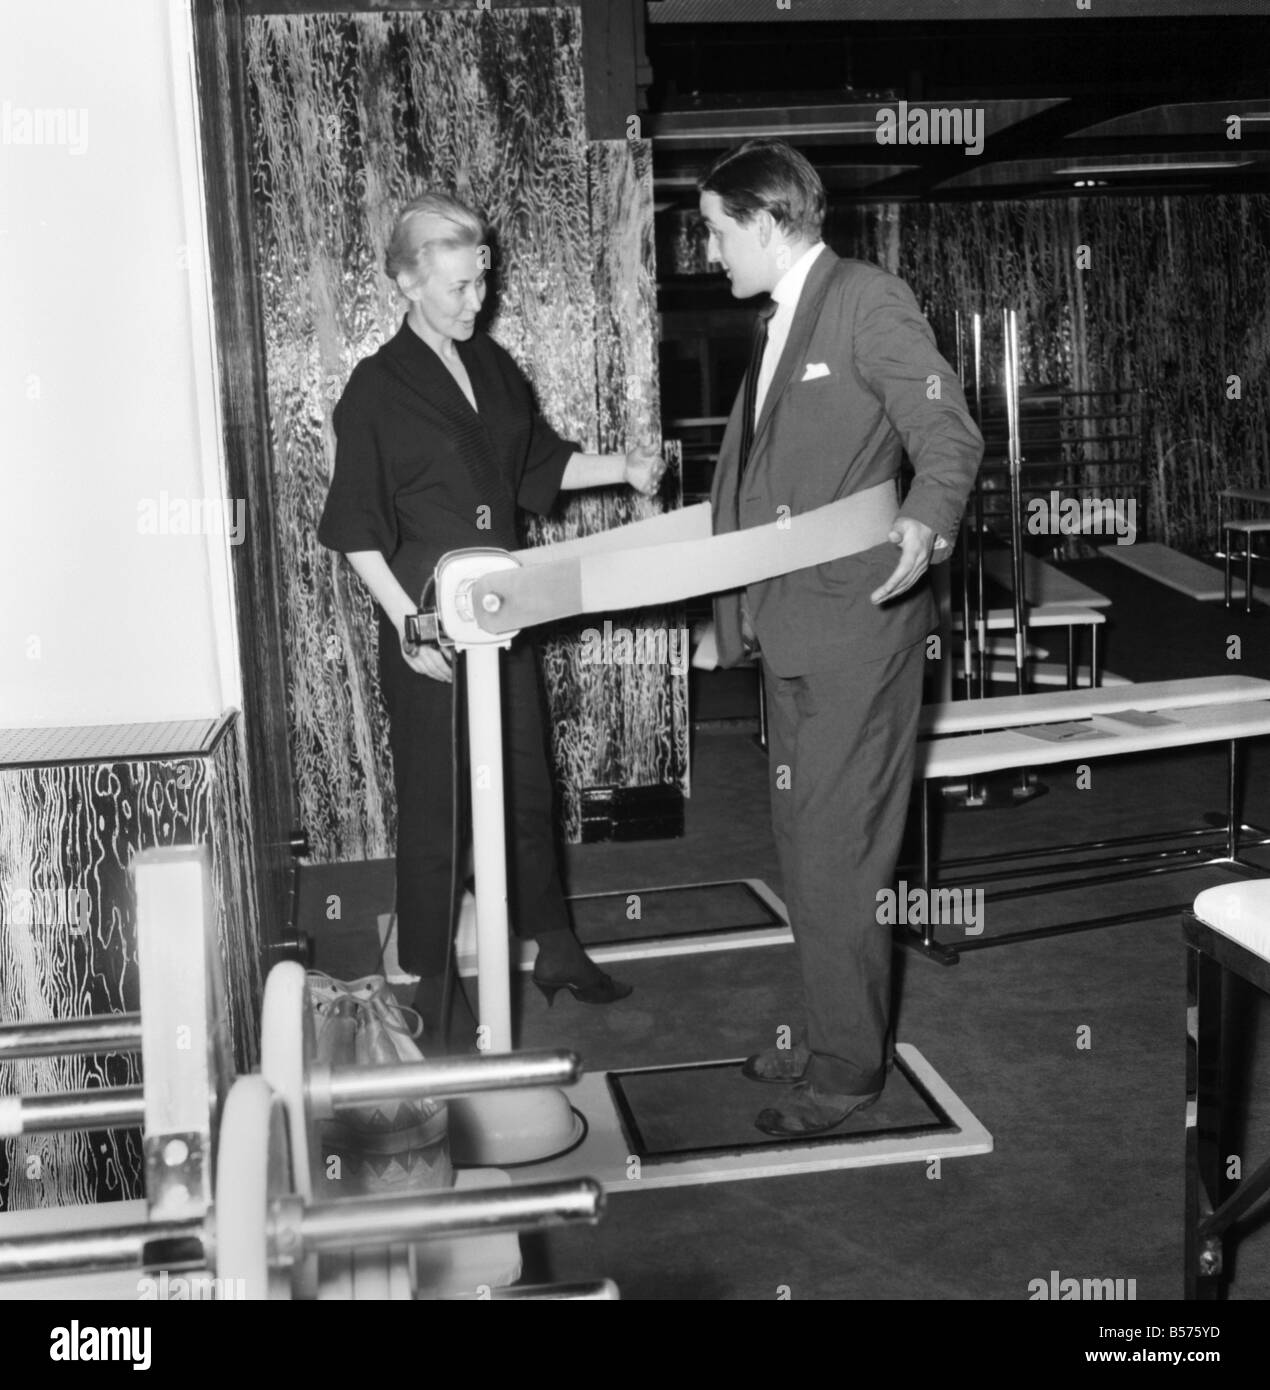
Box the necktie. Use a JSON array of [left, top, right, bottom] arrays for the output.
[[738, 300, 776, 480]]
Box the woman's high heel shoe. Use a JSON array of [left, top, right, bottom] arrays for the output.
[[532, 969, 633, 1007]]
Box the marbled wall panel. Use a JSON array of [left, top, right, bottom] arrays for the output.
[[588, 137, 660, 456], [877, 195, 1270, 554], [247, 14, 395, 869], [529, 138, 688, 832], [0, 760, 144, 1210], [246, 10, 678, 855], [0, 718, 261, 1211]]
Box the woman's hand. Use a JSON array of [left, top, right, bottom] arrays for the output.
[[397, 618, 453, 683], [346, 553, 453, 681], [624, 438, 665, 497]]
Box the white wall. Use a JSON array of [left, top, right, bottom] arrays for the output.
[[0, 0, 241, 727]]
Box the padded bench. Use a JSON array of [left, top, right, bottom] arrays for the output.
[[952, 604, 1106, 689], [904, 676, 1270, 960], [919, 674, 1270, 736], [1223, 518, 1270, 614], [1217, 485, 1270, 533], [1218, 487, 1270, 611]]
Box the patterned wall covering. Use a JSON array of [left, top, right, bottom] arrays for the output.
[[530, 137, 686, 831], [845, 195, 1270, 555], [0, 717, 261, 1212], [245, 8, 682, 858]]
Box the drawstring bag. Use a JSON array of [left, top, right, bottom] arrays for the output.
[[307, 972, 454, 1197]]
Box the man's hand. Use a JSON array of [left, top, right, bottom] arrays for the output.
[[624, 438, 665, 497], [871, 516, 937, 605]]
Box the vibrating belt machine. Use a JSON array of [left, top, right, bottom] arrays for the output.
[[0, 488, 990, 1298], [409, 483, 897, 1055], [403, 483, 992, 1180]]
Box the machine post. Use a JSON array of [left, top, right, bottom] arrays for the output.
[[465, 643, 514, 1053]]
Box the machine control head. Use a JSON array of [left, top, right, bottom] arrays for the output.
[[433, 549, 520, 648]]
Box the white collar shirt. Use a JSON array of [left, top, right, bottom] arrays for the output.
[[754, 240, 827, 422]]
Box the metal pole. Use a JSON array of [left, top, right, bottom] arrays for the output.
[[297, 1179, 604, 1249], [382, 608, 580, 1158], [972, 313, 987, 701], [2, 1053, 585, 1137], [958, 517, 974, 699], [1, 1087, 145, 1137], [0, 1015, 141, 1060], [1227, 740, 1239, 860], [954, 309, 974, 702], [490, 1279, 620, 1300], [0, 1219, 203, 1280], [320, 1051, 581, 1112], [1004, 308, 1036, 800], [0, 1182, 604, 1281], [1004, 308, 1028, 697], [463, 643, 513, 1053]]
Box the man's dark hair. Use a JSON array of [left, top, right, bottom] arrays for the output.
[[698, 138, 826, 241]]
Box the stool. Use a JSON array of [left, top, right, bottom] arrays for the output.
[[953, 604, 1105, 690], [1182, 880, 1270, 1299], [1223, 519, 1270, 613], [1217, 486, 1270, 554]]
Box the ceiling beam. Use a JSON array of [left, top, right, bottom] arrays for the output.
[[646, 0, 1270, 23], [865, 93, 1167, 198]]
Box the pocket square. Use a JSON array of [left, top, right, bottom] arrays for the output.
[[800, 362, 831, 381]]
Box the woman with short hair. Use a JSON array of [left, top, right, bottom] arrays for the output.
[[319, 191, 661, 1047]]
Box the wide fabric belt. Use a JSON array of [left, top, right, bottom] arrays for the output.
[[472, 479, 899, 636]]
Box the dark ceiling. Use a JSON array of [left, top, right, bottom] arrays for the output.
[[641, 2, 1270, 205]]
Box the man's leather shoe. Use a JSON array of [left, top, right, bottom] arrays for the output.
[[754, 1081, 881, 1137], [741, 1041, 811, 1083]]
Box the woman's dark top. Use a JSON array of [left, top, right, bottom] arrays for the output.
[[317, 318, 580, 603]]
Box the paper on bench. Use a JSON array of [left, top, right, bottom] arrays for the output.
[[1099, 709, 1181, 728], [1014, 721, 1116, 743]]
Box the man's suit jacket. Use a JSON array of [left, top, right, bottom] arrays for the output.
[[710, 247, 984, 677]]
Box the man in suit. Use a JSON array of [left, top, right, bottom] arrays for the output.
[[699, 139, 983, 1136]]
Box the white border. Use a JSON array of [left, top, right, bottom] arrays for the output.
[[514, 1044, 993, 1192]]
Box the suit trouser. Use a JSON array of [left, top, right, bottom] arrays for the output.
[[763, 637, 926, 1096], [377, 614, 571, 977]]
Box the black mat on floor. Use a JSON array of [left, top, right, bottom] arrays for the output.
[[569, 880, 784, 946], [608, 1053, 952, 1161]]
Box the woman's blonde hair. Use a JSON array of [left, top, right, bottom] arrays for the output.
[[385, 192, 486, 289]]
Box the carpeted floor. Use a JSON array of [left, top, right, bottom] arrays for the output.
[[298, 555, 1270, 1300]]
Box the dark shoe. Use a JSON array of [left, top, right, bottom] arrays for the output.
[[532, 968, 633, 1006], [754, 1081, 881, 1137], [741, 1041, 812, 1084], [531, 928, 632, 1005]]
